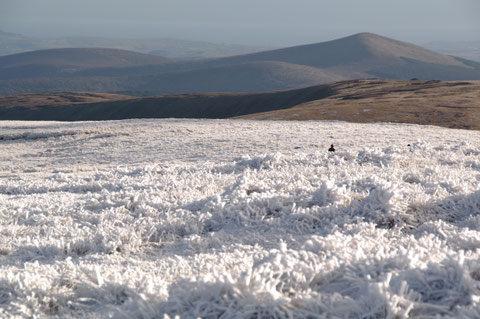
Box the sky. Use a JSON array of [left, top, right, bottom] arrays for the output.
[[1, 0, 479, 46]]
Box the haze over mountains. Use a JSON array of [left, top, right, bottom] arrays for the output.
[[0, 30, 270, 60], [0, 32, 479, 95]]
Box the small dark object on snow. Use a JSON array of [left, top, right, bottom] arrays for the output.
[[328, 144, 335, 152], [407, 144, 411, 146], [376, 218, 395, 229]]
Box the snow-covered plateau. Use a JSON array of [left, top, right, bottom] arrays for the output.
[[1, 119, 480, 318]]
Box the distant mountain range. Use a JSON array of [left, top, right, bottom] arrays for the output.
[[1, 79, 479, 130], [0, 32, 479, 95], [0, 30, 271, 59]]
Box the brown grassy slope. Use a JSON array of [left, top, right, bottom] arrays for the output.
[[2, 79, 480, 131], [234, 79, 480, 130], [0, 92, 135, 109], [0, 84, 337, 121]]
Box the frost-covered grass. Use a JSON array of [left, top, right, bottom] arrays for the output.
[[1, 119, 480, 318]]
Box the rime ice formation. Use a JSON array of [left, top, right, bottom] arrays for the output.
[[1, 119, 480, 318]]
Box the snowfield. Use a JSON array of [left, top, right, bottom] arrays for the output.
[[1, 119, 480, 318]]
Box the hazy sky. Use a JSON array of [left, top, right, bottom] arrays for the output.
[[1, 0, 479, 46]]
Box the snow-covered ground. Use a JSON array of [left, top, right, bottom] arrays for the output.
[[1, 119, 480, 318]]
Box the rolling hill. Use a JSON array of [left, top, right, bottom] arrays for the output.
[[234, 79, 480, 130], [206, 32, 479, 80], [1, 33, 479, 95], [1, 79, 480, 130], [0, 81, 336, 120], [212, 33, 465, 68]]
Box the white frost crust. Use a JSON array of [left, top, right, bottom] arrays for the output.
[[0, 119, 480, 318]]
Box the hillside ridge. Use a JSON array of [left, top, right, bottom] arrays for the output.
[[1, 79, 480, 131]]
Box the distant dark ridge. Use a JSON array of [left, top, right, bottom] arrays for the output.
[[0, 92, 133, 109]]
